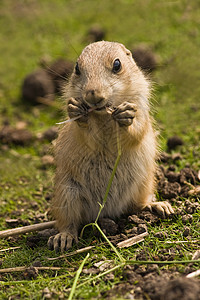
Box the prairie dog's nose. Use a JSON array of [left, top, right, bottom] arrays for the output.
[[85, 89, 105, 105]]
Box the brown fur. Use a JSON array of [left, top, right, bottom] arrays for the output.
[[48, 41, 173, 251]]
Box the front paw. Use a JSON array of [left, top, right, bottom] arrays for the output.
[[67, 97, 88, 123], [48, 230, 78, 252], [112, 102, 137, 126]]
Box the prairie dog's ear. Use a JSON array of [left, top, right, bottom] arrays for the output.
[[119, 43, 132, 57]]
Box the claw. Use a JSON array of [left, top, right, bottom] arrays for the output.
[[112, 101, 137, 126], [67, 97, 88, 122], [53, 233, 61, 252], [60, 232, 68, 252], [47, 235, 54, 250], [48, 230, 78, 252]]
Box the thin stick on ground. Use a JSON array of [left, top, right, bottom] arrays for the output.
[[0, 266, 63, 273], [0, 246, 21, 252], [117, 232, 149, 248], [0, 221, 56, 238], [186, 269, 200, 278], [47, 246, 95, 261]]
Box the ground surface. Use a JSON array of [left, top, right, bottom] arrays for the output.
[[0, 1, 200, 299]]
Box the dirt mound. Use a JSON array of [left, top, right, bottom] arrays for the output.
[[22, 69, 55, 105], [46, 59, 74, 93], [0, 125, 33, 145], [131, 45, 158, 72]]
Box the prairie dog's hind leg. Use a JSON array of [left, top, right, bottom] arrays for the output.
[[48, 179, 83, 252], [145, 194, 174, 217]]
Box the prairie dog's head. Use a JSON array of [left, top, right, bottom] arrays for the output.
[[66, 41, 150, 111]]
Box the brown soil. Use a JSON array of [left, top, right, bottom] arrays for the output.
[[105, 271, 200, 300], [167, 135, 184, 151], [46, 59, 74, 94], [131, 45, 158, 72], [0, 125, 33, 145], [87, 25, 106, 43], [22, 69, 55, 105], [2, 126, 199, 299]]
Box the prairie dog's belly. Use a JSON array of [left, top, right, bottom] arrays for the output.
[[69, 150, 144, 223]]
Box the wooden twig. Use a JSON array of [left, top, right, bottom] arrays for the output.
[[0, 221, 56, 238], [0, 266, 62, 273], [47, 245, 95, 261], [192, 250, 200, 260], [186, 269, 200, 278], [0, 246, 21, 252], [117, 232, 149, 248]]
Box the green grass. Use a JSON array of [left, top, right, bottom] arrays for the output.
[[0, 0, 200, 299]]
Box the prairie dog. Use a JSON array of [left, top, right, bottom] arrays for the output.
[[48, 41, 174, 251]]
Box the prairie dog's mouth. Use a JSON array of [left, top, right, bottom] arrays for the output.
[[84, 100, 111, 113], [95, 105, 107, 111]]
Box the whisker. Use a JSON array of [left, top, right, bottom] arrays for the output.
[[45, 64, 71, 81]]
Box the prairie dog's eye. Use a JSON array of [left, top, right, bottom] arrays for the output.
[[75, 62, 81, 75], [112, 59, 121, 73]]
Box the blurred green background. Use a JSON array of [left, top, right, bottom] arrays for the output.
[[0, 0, 200, 142]]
